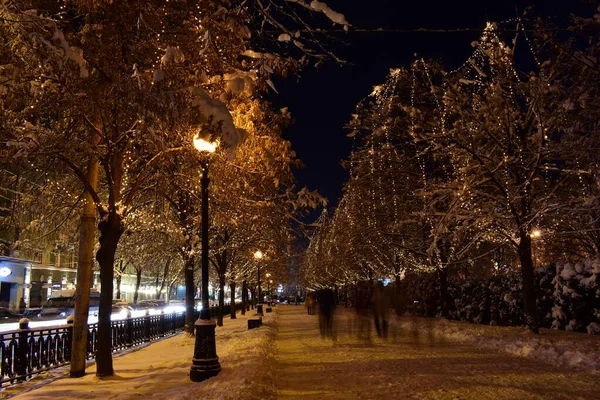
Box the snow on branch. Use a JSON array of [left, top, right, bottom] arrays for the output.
[[189, 87, 243, 158]]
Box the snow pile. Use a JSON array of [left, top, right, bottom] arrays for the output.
[[552, 259, 600, 334], [395, 315, 600, 372], [6, 312, 278, 400]]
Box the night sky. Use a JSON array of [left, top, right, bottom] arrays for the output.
[[271, 0, 594, 208]]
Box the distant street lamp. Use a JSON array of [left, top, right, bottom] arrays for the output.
[[254, 250, 264, 316], [190, 134, 221, 382]]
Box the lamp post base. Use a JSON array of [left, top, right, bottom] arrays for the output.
[[190, 318, 221, 382]]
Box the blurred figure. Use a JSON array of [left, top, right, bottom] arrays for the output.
[[305, 292, 316, 315], [19, 298, 26, 314], [372, 281, 389, 338], [317, 289, 336, 338], [354, 281, 372, 341]]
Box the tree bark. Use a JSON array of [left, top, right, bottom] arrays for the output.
[[217, 274, 225, 326], [518, 231, 539, 333], [229, 280, 236, 319], [159, 258, 170, 299], [249, 287, 255, 309], [94, 212, 124, 377], [70, 147, 98, 378], [241, 278, 247, 315], [134, 268, 141, 304], [115, 273, 122, 300]]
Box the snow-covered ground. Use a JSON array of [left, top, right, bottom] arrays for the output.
[[394, 314, 600, 372], [3, 305, 599, 399]]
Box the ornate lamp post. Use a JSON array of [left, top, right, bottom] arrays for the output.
[[254, 250, 264, 316], [190, 134, 221, 382]]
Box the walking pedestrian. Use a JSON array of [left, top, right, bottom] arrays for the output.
[[372, 281, 389, 338], [317, 289, 336, 339], [306, 292, 316, 315], [354, 281, 372, 340], [19, 297, 26, 314]]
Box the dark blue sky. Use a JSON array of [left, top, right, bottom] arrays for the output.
[[272, 0, 594, 207]]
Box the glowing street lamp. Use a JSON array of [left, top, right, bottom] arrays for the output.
[[254, 250, 264, 316], [193, 135, 219, 153], [190, 133, 221, 382]]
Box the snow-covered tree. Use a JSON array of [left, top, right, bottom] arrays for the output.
[[1, 0, 346, 377]]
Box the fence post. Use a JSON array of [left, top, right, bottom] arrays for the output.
[[126, 311, 133, 347], [159, 311, 165, 337], [144, 310, 151, 342], [66, 316, 74, 362], [17, 318, 29, 381]]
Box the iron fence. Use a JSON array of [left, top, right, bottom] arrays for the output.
[[0, 302, 247, 387], [0, 312, 186, 387]]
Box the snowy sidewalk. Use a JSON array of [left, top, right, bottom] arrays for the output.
[[4, 309, 279, 400], [4, 305, 600, 399]]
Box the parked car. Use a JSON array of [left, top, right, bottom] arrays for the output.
[[111, 304, 134, 319], [164, 300, 185, 313], [135, 299, 167, 314], [0, 307, 22, 323], [39, 289, 100, 319], [22, 308, 42, 318]]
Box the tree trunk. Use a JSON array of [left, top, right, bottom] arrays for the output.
[[134, 269, 141, 304], [394, 274, 403, 316], [70, 148, 98, 378], [154, 274, 160, 298], [344, 285, 348, 308], [241, 279, 247, 315], [437, 267, 449, 319], [159, 258, 170, 299], [95, 212, 124, 377], [518, 231, 539, 333], [115, 274, 122, 300], [249, 287, 255, 309], [184, 254, 196, 333], [217, 274, 225, 327], [230, 280, 236, 319]]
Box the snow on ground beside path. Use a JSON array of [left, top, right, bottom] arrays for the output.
[[393, 314, 600, 372], [3, 310, 279, 400]]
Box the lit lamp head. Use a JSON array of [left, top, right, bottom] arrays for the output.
[[531, 229, 542, 239], [254, 250, 263, 260], [193, 133, 219, 153]]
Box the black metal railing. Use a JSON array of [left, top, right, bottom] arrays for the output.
[[0, 302, 248, 387], [0, 312, 186, 386]]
